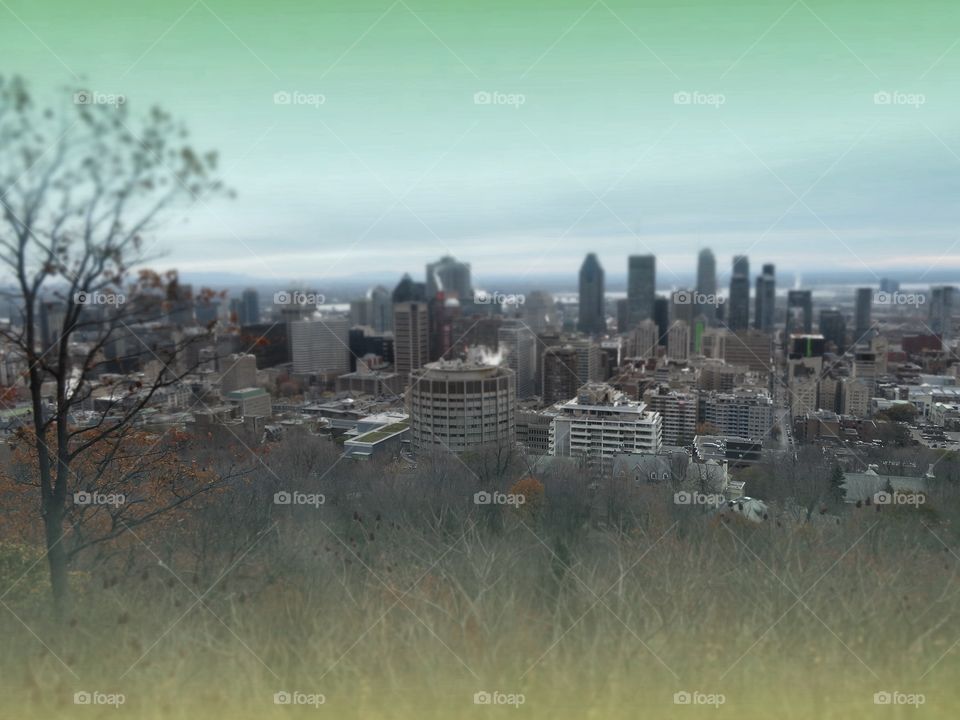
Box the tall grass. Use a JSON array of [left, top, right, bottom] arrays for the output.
[[2, 447, 959, 718]]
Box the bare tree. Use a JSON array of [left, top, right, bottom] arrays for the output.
[[0, 76, 230, 613]]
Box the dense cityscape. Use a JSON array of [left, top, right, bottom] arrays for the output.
[[5, 0, 960, 717], [7, 250, 947, 493]]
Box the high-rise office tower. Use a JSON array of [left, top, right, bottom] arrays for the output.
[[728, 256, 750, 330], [577, 253, 606, 335], [616, 299, 629, 333], [498, 320, 537, 399], [369, 285, 392, 333], [393, 274, 427, 304], [854, 287, 873, 343], [523, 291, 556, 334], [754, 263, 775, 333], [425, 256, 472, 300], [350, 298, 370, 327], [696, 249, 717, 324], [393, 301, 430, 378], [667, 320, 690, 362], [428, 293, 461, 361], [290, 316, 350, 375], [627, 255, 656, 327], [238, 288, 259, 326], [542, 345, 582, 404], [929, 286, 956, 344], [631, 319, 660, 359], [786, 290, 813, 335], [819, 309, 847, 355], [653, 296, 669, 347]]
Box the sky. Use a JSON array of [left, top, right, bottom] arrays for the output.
[[3, 0, 960, 291]]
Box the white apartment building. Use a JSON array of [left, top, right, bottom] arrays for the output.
[[700, 390, 774, 440], [644, 388, 697, 446], [550, 383, 662, 462]]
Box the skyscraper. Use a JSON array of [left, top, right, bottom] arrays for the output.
[[819, 309, 847, 355], [696, 249, 717, 324], [369, 285, 392, 333], [728, 256, 750, 330], [393, 302, 430, 379], [627, 255, 656, 327], [653, 296, 669, 347], [290, 316, 350, 375], [929, 285, 956, 344], [498, 320, 537, 399], [522, 291, 556, 334], [393, 273, 427, 304], [239, 288, 259, 326], [577, 253, 606, 335], [425, 256, 472, 300], [754, 263, 775, 333], [786, 290, 813, 335], [854, 287, 873, 344], [667, 320, 690, 362]]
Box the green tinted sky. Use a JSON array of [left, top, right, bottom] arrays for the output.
[[3, 0, 960, 287]]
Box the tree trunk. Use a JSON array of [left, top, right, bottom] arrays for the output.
[[42, 501, 70, 617]]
